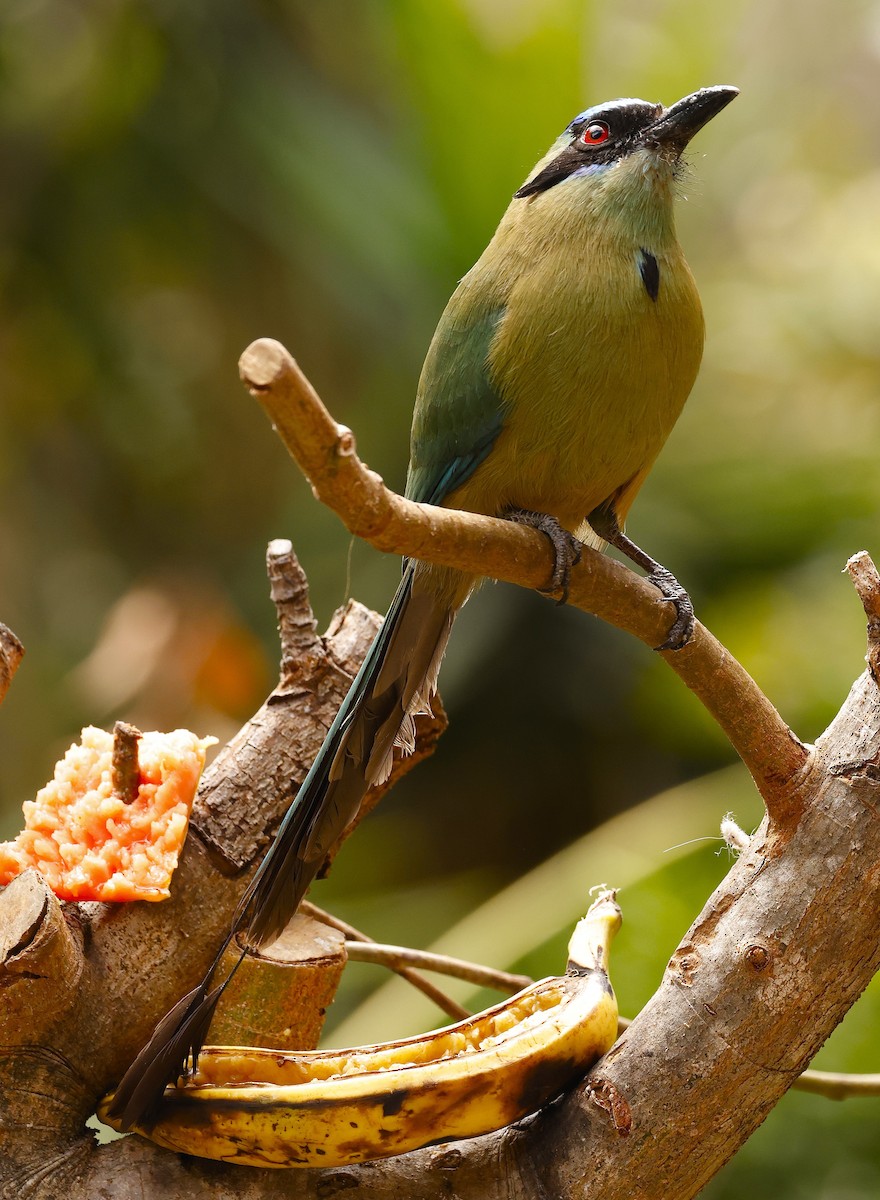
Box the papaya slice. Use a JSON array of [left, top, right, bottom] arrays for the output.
[[0, 726, 215, 902]]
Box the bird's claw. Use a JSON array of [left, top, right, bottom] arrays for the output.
[[648, 566, 695, 651], [505, 509, 582, 604]]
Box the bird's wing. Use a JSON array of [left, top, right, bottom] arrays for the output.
[[405, 302, 507, 506]]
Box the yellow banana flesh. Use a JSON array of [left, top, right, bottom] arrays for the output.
[[100, 891, 621, 1168]]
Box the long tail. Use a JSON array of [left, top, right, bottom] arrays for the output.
[[108, 563, 459, 1130]]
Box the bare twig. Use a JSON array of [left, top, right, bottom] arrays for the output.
[[112, 721, 142, 804], [345, 941, 532, 994], [792, 1069, 880, 1100], [301, 901, 469, 1021], [239, 338, 810, 825], [266, 538, 323, 684], [846, 551, 880, 683]]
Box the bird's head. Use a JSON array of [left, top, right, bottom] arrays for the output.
[[515, 86, 737, 234]]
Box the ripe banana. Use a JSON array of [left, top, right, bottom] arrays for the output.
[[100, 890, 621, 1168]]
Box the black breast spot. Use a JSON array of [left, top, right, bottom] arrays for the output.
[[639, 249, 660, 302]]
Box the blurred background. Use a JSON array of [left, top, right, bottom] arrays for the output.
[[2, 0, 880, 1192]]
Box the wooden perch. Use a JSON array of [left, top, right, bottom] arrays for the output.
[[4, 339, 880, 1198], [239, 338, 809, 825]]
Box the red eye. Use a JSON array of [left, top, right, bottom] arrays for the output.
[[581, 121, 610, 146]]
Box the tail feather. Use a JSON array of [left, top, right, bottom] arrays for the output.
[[110, 563, 460, 1131], [106, 974, 231, 1130], [245, 565, 456, 945]]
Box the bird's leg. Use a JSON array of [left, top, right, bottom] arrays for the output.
[[588, 508, 694, 651], [504, 508, 582, 604]]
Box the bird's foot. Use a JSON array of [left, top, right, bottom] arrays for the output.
[[586, 510, 695, 651], [505, 508, 582, 604], [645, 564, 695, 651]]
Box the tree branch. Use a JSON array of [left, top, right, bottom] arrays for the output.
[[301, 902, 471, 1022], [791, 1069, 880, 1100], [239, 338, 809, 823], [343, 941, 532, 994], [846, 550, 880, 683]]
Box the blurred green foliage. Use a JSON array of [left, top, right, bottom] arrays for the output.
[[2, 0, 880, 1192]]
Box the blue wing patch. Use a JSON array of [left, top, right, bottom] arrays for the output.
[[405, 305, 506, 507]]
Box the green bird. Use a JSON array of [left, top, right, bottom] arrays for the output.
[[110, 84, 738, 1128]]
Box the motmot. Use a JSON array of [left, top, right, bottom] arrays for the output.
[[110, 84, 738, 1127]]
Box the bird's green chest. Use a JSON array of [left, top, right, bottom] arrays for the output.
[[451, 237, 704, 524]]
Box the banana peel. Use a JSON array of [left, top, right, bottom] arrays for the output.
[[100, 890, 621, 1168]]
